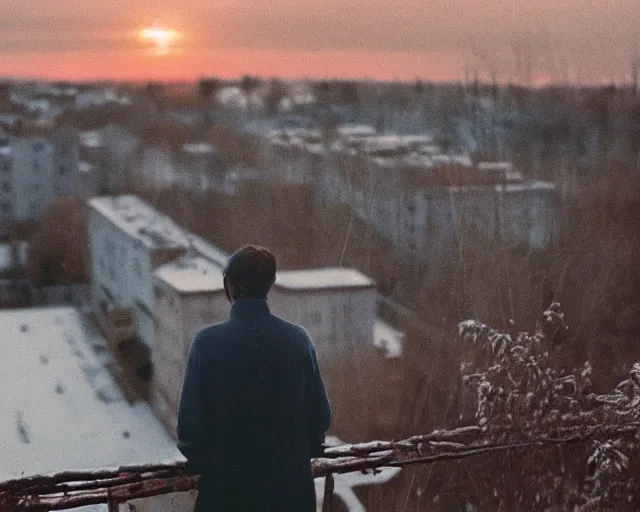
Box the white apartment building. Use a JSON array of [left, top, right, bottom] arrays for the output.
[[270, 269, 379, 440], [88, 196, 189, 350], [0, 123, 81, 224], [3, 135, 56, 221], [270, 269, 376, 355], [87, 195, 228, 350], [151, 255, 228, 432], [149, 257, 380, 438], [88, 195, 387, 440]]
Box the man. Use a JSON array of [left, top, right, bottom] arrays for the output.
[[177, 245, 332, 511]]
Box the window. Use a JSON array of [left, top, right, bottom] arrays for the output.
[[33, 161, 40, 173], [2, 182, 10, 193], [1, 202, 10, 214], [2, 161, 10, 172], [33, 142, 44, 152]]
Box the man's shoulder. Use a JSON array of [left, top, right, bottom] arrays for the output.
[[269, 314, 312, 341], [192, 321, 231, 348]]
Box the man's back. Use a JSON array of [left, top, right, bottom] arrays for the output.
[[177, 298, 331, 512]]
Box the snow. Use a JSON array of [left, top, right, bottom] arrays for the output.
[[78, 161, 93, 173], [373, 320, 405, 359], [276, 268, 375, 291], [154, 255, 225, 294], [79, 130, 102, 148], [89, 197, 233, 266], [0, 307, 181, 482], [182, 142, 215, 154], [478, 161, 514, 171], [315, 436, 401, 512], [443, 180, 556, 193], [337, 124, 377, 138], [188, 235, 229, 269], [89, 196, 193, 250]]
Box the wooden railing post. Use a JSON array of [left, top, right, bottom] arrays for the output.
[[107, 490, 118, 512], [322, 472, 334, 512]]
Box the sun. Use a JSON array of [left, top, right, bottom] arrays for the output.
[[138, 24, 183, 55]]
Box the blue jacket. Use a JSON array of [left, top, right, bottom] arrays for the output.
[[177, 298, 332, 511]]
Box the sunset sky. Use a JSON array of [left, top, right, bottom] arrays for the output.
[[0, 0, 638, 83]]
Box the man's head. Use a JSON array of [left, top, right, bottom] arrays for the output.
[[223, 245, 277, 302]]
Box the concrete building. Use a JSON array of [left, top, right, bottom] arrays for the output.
[[88, 195, 393, 441], [149, 258, 383, 440], [6, 131, 57, 221], [270, 268, 380, 440], [0, 121, 81, 226], [87, 195, 228, 368], [270, 268, 376, 354], [87, 196, 190, 352], [151, 255, 227, 433], [265, 129, 557, 288]]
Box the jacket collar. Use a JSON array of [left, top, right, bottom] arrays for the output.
[[230, 298, 271, 319]]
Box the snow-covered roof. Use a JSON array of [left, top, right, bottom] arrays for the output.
[[275, 268, 375, 291], [182, 142, 215, 154], [478, 161, 514, 171], [374, 320, 405, 359], [337, 124, 377, 137], [89, 195, 230, 266], [446, 180, 556, 193], [0, 307, 179, 481], [154, 255, 225, 294], [78, 161, 93, 173], [79, 130, 102, 148], [88, 196, 193, 250], [0, 145, 11, 156], [430, 153, 473, 166], [493, 181, 555, 192], [188, 235, 229, 268]]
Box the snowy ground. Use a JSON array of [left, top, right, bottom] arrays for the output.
[[0, 307, 181, 511]]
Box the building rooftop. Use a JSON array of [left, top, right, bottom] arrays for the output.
[[89, 196, 233, 263], [79, 130, 102, 148], [0, 307, 179, 481], [88, 196, 193, 250], [182, 142, 215, 154], [154, 255, 225, 294], [275, 268, 375, 291], [78, 161, 93, 173]]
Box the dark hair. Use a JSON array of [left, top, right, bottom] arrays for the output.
[[223, 245, 277, 299]]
